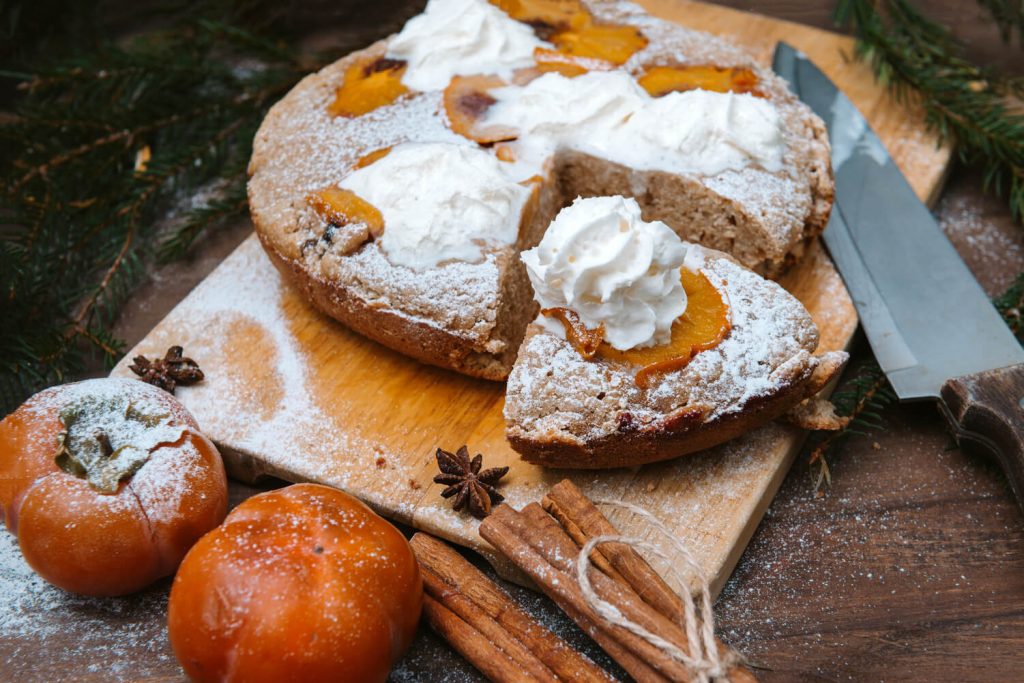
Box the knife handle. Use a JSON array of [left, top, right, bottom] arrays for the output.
[[941, 363, 1024, 511]]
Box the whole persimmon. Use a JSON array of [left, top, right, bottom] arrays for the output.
[[0, 377, 228, 596], [168, 483, 423, 683]]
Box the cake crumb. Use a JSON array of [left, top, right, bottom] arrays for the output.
[[376, 457, 387, 469], [409, 479, 422, 490]]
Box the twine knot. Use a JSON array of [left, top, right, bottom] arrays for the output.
[[576, 500, 740, 683]]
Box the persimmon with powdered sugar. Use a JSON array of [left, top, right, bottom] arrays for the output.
[[0, 378, 228, 596]]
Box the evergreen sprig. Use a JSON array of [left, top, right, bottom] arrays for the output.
[[809, 0, 1024, 494], [994, 271, 1024, 338], [0, 15, 321, 414], [977, 0, 1024, 45], [836, 0, 1024, 221], [807, 362, 896, 494]]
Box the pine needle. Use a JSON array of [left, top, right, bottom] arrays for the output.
[[0, 12, 325, 414], [836, 0, 1024, 223]]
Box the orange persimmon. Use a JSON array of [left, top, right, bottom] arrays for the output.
[[491, 0, 585, 34], [0, 377, 228, 596], [638, 64, 762, 98], [550, 21, 648, 65], [533, 46, 614, 77], [167, 483, 422, 683], [443, 74, 518, 144], [328, 56, 410, 117], [307, 186, 385, 236], [598, 268, 731, 387]]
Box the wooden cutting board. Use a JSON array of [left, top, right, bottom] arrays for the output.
[[111, 0, 951, 597]]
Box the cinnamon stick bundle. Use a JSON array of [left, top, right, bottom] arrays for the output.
[[410, 532, 614, 683], [543, 480, 686, 622], [479, 481, 757, 683]]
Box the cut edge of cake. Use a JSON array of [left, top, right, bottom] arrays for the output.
[[502, 245, 849, 468], [247, 2, 835, 381]]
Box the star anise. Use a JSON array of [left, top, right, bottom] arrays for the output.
[[434, 446, 509, 519], [129, 345, 204, 394]]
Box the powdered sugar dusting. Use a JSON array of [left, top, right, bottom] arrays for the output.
[[0, 532, 176, 679], [111, 239, 423, 520], [248, 0, 830, 340], [128, 444, 210, 530], [102, 0, 843, 611], [505, 245, 827, 442], [939, 192, 1024, 296], [21, 378, 188, 426], [317, 241, 505, 338]]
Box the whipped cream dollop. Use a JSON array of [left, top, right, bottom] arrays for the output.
[[387, 0, 546, 92], [522, 196, 689, 351], [340, 142, 531, 270], [486, 71, 785, 176]]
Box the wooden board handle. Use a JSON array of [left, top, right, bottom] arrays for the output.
[[941, 364, 1024, 512]]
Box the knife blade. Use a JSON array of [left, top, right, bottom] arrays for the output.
[[773, 42, 1024, 509]]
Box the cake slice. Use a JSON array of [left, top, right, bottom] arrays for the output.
[[504, 197, 847, 468], [254, 140, 562, 380]]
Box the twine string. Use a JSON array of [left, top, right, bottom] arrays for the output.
[[573, 499, 736, 683]]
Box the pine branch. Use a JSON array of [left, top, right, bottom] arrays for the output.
[[994, 271, 1024, 337], [807, 362, 896, 496], [836, 0, 1024, 222], [1, 11, 327, 415], [977, 0, 1024, 45], [157, 169, 250, 262]]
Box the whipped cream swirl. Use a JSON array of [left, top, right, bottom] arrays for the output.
[[522, 196, 689, 351], [387, 0, 546, 92], [487, 71, 785, 176], [340, 142, 531, 270]]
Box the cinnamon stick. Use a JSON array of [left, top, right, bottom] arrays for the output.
[[542, 495, 628, 585], [518, 503, 702, 678], [482, 505, 684, 682], [542, 481, 758, 683], [544, 480, 684, 620], [410, 533, 613, 683], [422, 570, 559, 682], [422, 594, 536, 683]]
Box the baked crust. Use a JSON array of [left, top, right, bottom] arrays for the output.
[[248, 1, 834, 380], [257, 231, 531, 380], [503, 247, 848, 468], [508, 345, 846, 468]]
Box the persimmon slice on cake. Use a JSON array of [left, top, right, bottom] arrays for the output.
[[504, 197, 847, 468], [247, 0, 833, 380]]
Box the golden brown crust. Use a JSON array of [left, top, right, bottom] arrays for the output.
[[509, 351, 846, 469], [257, 232, 525, 381], [247, 2, 835, 382]]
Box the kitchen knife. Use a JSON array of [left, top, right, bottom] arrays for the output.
[[773, 42, 1024, 510]]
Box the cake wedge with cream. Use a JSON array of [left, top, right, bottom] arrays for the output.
[[504, 196, 847, 468], [248, 0, 833, 380]]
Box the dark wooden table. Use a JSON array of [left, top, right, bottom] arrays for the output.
[[3, 2, 1023, 681]]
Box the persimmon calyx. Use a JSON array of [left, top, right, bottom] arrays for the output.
[[54, 396, 184, 494]]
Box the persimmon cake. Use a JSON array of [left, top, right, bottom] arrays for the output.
[[503, 196, 846, 467], [248, 0, 833, 381]]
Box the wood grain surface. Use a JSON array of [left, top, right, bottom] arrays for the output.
[[103, 0, 942, 593], [3, 3, 1023, 682], [105, 0, 950, 596]]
